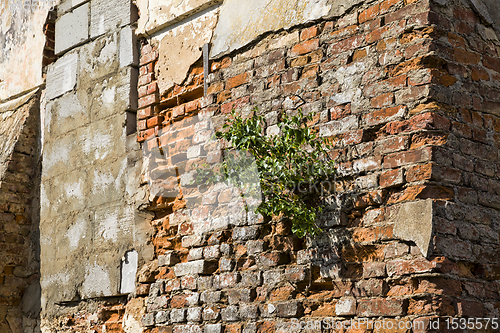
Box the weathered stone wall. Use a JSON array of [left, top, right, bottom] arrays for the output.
[[39, 0, 155, 330], [0, 91, 42, 333]]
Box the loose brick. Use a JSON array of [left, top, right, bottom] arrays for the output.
[[357, 298, 405, 316], [174, 260, 217, 277], [289, 39, 319, 57]]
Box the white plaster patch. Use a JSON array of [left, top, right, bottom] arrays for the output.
[[93, 169, 115, 193], [65, 180, 84, 199], [82, 130, 112, 160], [102, 86, 116, 105], [97, 210, 119, 242], [81, 264, 113, 298], [40, 271, 70, 289], [66, 216, 88, 249], [120, 250, 138, 294], [42, 140, 71, 175], [95, 205, 135, 242]]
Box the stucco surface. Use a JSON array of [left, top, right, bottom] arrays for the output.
[[135, 0, 222, 36], [0, 1, 57, 101], [210, 0, 364, 58]]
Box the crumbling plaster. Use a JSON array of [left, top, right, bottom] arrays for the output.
[[149, 0, 368, 98], [0, 1, 56, 101]]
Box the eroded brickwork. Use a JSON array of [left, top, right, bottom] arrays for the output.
[[131, 0, 500, 332], [0, 93, 41, 333]]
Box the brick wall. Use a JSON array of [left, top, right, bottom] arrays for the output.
[[131, 0, 500, 331], [0, 93, 41, 333]]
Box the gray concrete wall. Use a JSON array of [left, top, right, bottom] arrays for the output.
[[40, 0, 153, 323]]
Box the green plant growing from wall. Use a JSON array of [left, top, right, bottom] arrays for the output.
[[196, 108, 336, 237]]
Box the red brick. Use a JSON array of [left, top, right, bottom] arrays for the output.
[[454, 48, 480, 65], [357, 298, 405, 316], [359, 4, 380, 24], [364, 105, 406, 126], [352, 225, 393, 243], [140, 50, 158, 66], [327, 35, 364, 55], [326, 25, 359, 41], [385, 112, 450, 135], [383, 146, 433, 168], [385, 1, 425, 24], [147, 82, 158, 95], [141, 43, 153, 55], [138, 73, 154, 87], [330, 104, 351, 120], [290, 39, 319, 57], [364, 75, 407, 98], [455, 300, 485, 317], [301, 64, 319, 78], [137, 128, 154, 143], [138, 85, 148, 98], [172, 105, 185, 119], [300, 26, 320, 40], [380, 0, 401, 13], [185, 100, 200, 114], [410, 132, 448, 149], [138, 94, 159, 108], [137, 119, 147, 131], [405, 163, 432, 182], [226, 72, 251, 89], [221, 96, 250, 114], [484, 55, 500, 73], [371, 92, 394, 108], [341, 130, 364, 145], [387, 184, 454, 203], [387, 257, 438, 277], [374, 136, 408, 155], [380, 168, 404, 188], [207, 82, 224, 95], [453, 8, 479, 24], [408, 296, 455, 316]]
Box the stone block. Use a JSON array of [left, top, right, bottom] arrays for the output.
[[239, 304, 259, 319], [171, 308, 187, 323], [393, 199, 434, 258], [89, 68, 138, 120], [211, 0, 332, 58], [221, 305, 239, 322], [200, 290, 221, 303], [57, 0, 90, 16], [275, 301, 302, 318], [335, 297, 356, 316], [158, 251, 179, 267], [120, 25, 138, 68], [44, 91, 90, 137], [46, 52, 78, 100], [79, 32, 119, 82], [174, 260, 217, 277], [90, 0, 136, 38], [187, 307, 202, 322], [55, 3, 89, 54], [155, 310, 169, 324], [205, 324, 223, 333], [232, 226, 259, 241]]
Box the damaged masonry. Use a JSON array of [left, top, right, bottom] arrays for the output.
[[1, 0, 500, 332]]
